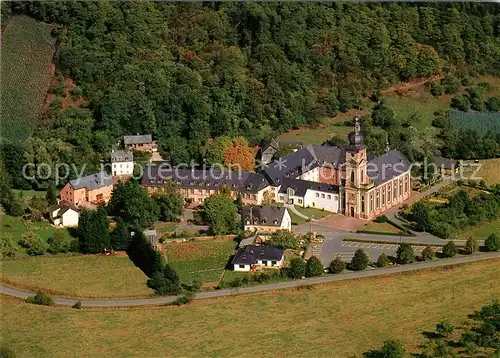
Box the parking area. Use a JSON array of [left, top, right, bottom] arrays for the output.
[[341, 241, 442, 253], [318, 237, 442, 266]]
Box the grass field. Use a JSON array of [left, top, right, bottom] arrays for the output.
[[476, 158, 500, 186], [1, 16, 56, 141], [0, 254, 153, 298], [362, 221, 401, 234], [295, 206, 332, 220], [165, 240, 236, 283], [0, 215, 73, 257], [1, 259, 498, 357], [460, 220, 500, 240]]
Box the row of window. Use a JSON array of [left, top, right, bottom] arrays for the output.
[[238, 260, 277, 268], [365, 176, 409, 213], [182, 188, 257, 201]]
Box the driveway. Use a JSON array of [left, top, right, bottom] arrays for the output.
[[2, 253, 498, 307]]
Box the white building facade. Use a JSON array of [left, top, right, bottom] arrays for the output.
[[111, 150, 134, 176]]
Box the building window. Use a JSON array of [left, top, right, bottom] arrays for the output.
[[394, 182, 397, 198], [405, 176, 409, 193], [369, 194, 373, 212], [351, 171, 355, 183], [382, 188, 385, 206], [239, 265, 245, 269], [271, 261, 277, 265], [279, 195, 284, 201], [361, 170, 364, 182], [298, 199, 303, 204], [327, 195, 331, 199], [376, 191, 379, 209], [312, 202, 316, 207], [316, 193, 319, 197], [262, 261, 268, 266], [321, 194, 325, 198], [388, 185, 392, 202], [190, 189, 194, 194], [399, 180, 403, 196]]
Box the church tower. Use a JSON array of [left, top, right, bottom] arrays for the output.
[[344, 117, 371, 218]]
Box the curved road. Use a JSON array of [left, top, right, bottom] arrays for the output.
[[2, 253, 499, 307]]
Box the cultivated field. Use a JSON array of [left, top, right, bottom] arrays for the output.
[[1, 259, 499, 357], [165, 239, 236, 283], [1, 16, 56, 141], [0, 255, 153, 298]]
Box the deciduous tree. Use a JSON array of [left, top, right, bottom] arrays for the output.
[[203, 193, 237, 235], [305, 256, 324, 277]]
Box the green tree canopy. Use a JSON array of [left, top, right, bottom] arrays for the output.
[[203, 193, 237, 235], [305, 256, 324, 277], [78, 206, 109, 254], [108, 181, 159, 229], [350, 249, 370, 271]]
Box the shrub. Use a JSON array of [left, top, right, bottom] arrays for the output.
[[329, 256, 345, 274], [367, 339, 405, 358], [465, 237, 479, 254], [0, 233, 17, 258], [287, 258, 306, 278], [171, 293, 193, 306], [72, 300, 82, 309], [376, 253, 389, 267], [350, 249, 370, 271], [268, 230, 298, 250], [374, 215, 388, 223], [20, 231, 48, 256], [229, 277, 242, 288], [436, 320, 454, 337], [430, 82, 443, 96], [442, 241, 458, 258], [146, 264, 181, 295], [421, 245, 435, 261], [485, 233, 500, 252], [441, 75, 461, 94], [305, 256, 324, 277], [26, 290, 54, 306], [396, 243, 414, 264], [48, 230, 71, 253]]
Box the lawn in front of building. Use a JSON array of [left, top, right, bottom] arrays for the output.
[[164, 239, 236, 283], [0, 215, 73, 257], [0, 254, 153, 298], [362, 221, 402, 234]]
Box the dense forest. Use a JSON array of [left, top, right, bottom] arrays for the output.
[[2, 2, 500, 189]]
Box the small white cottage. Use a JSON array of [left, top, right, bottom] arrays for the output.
[[49, 203, 80, 227]]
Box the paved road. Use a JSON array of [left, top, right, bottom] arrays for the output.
[[2, 253, 498, 307]]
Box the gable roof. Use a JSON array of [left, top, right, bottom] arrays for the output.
[[141, 167, 270, 194], [242, 205, 287, 227], [111, 150, 133, 163], [278, 178, 339, 197], [49, 202, 79, 219], [232, 245, 284, 265], [124, 134, 153, 145], [69, 171, 113, 191], [306, 144, 346, 168], [367, 150, 411, 186], [263, 147, 318, 186]]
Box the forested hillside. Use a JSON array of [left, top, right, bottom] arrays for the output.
[[2, 2, 500, 189]]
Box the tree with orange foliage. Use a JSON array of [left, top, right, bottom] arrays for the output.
[[223, 137, 256, 172]]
